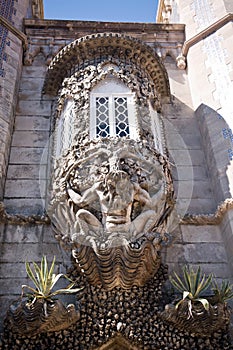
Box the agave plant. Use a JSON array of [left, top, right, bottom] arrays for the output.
[[212, 279, 233, 305], [22, 256, 82, 309], [170, 266, 213, 318]]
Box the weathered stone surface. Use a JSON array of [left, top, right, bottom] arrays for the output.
[[11, 131, 49, 147], [172, 165, 208, 181], [184, 243, 228, 263], [181, 225, 223, 243], [167, 133, 201, 150], [19, 77, 46, 93], [3, 198, 45, 215], [4, 180, 46, 198], [16, 100, 52, 116], [22, 66, 47, 77], [7, 164, 46, 179], [9, 147, 47, 164], [174, 180, 213, 199], [176, 197, 217, 214], [14, 116, 50, 131], [0, 225, 43, 243], [0, 243, 60, 263], [169, 149, 205, 166]]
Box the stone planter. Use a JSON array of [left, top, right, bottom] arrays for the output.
[[6, 298, 80, 336], [160, 300, 231, 337]]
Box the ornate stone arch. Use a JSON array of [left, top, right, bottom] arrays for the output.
[[43, 32, 171, 102]]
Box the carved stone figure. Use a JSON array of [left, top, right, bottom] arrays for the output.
[[50, 137, 174, 289], [67, 167, 165, 243]]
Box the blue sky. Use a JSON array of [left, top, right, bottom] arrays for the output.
[[43, 0, 159, 22]]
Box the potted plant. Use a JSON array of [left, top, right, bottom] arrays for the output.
[[212, 279, 233, 306], [6, 256, 83, 336], [160, 266, 232, 336], [169, 265, 212, 318]]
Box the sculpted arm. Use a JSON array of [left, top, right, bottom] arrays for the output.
[[67, 182, 99, 207], [134, 180, 165, 209]]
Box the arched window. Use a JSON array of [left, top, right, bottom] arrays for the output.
[[90, 77, 138, 140]]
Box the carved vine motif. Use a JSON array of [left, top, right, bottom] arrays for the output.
[[50, 137, 174, 289]]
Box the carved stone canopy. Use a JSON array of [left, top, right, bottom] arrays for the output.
[[43, 32, 170, 100]]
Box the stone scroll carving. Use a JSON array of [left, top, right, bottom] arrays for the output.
[[50, 138, 174, 289]]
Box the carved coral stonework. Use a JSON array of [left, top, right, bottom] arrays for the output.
[[50, 137, 174, 289]]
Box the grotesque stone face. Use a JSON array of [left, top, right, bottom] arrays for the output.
[[50, 137, 174, 289]]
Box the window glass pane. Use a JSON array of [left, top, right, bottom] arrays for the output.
[[96, 97, 110, 137], [114, 97, 129, 137]]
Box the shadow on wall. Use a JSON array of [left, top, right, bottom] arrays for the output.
[[195, 103, 233, 205], [164, 96, 216, 219]]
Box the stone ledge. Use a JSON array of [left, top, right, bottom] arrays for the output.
[[181, 198, 233, 225]]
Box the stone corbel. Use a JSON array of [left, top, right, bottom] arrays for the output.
[[32, 0, 44, 19]]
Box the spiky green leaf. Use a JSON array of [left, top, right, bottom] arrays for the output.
[[33, 261, 45, 293], [48, 256, 56, 280], [25, 262, 40, 290]]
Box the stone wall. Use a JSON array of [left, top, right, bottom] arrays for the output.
[[0, 15, 232, 338], [4, 63, 53, 215], [0, 223, 70, 329], [0, 0, 24, 199]]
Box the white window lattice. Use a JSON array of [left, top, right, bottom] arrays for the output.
[[96, 97, 110, 137], [95, 96, 130, 138], [90, 77, 138, 140], [114, 97, 130, 137]]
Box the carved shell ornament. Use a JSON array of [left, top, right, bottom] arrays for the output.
[[50, 138, 174, 289]]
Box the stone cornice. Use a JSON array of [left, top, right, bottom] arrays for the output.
[[180, 198, 233, 225], [0, 202, 50, 225], [24, 18, 184, 33], [0, 15, 28, 50]]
